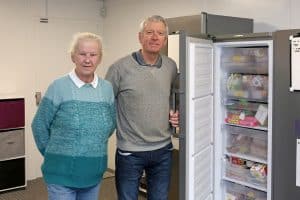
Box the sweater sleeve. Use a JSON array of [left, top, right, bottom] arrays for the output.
[[31, 82, 60, 156], [105, 64, 120, 97], [110, 92, 117, 137]]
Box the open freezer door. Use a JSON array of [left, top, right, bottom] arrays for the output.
[[168, 32, 214, 200]]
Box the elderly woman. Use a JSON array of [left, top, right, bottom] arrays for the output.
[[32, 32, 116, 200]]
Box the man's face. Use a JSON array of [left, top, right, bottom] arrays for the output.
[[139, 21, 167, 54], [71, 39, 101, 82]]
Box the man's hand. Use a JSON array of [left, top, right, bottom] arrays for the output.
[[169, 110, 179, 127]]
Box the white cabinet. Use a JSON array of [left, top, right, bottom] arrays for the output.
[[0, 98, 26, 192]]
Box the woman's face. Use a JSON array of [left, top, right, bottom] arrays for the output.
[[72, 39, 102, 83]]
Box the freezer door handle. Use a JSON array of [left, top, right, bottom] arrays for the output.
[[171, 89, 178, 135]]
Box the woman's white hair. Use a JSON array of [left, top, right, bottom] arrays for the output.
[[69, 32, 103, 56]]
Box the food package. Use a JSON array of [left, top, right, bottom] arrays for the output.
[[250, 164, 267, 183], [227, 74, 268, 100]]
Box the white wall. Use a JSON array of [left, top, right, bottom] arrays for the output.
[[0, 0, 104, 180], [1, 0, 299, 181], [102, 0, 298, 71], [101, 0, 300, 170]]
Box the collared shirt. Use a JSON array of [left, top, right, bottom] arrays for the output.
[[68, 69, 98, 88], [132, 50, 162, 68]]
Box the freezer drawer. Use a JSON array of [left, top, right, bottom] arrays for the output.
[[221, 47, 268, 74], [224, 157, 267, 190], [225, 181, 267, 200], [225, 125, 267, 160], [225, 100, 268, 128], [225, 73, 268, 101], [0, 129, 25, 160]]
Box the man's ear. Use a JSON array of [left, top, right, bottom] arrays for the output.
[[138, 32, 143, 44]]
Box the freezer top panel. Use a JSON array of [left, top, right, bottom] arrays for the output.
[[213, 39, 273, 49], [166, 12, 253, 36], [166, 15, 203, 35], [203, 12, 253, 35], [214, 32, 273, 42]]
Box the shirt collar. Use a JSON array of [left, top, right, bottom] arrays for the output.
[[68, 69, 98, 88], [132, 50, 162, 68]]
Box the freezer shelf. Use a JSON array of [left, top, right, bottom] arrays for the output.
[[224, 181, 267, 200], [224, 123, 268, 131]]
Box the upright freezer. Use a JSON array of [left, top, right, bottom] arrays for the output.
[[168, 29, 300, 200]]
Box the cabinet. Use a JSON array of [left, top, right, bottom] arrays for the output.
[[0, 98, 26, 192]]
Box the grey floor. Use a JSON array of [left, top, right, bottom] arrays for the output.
[[0, 172, 147, 200], [0, 150, 179, 200]]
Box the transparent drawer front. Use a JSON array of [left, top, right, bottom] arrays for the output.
[[226, 126, 267, 160], [225, 100, 268, 127], [221, 47, 268, 74], [226, 74, 268, 101], [224, 158, 267, 189], [225, 182, 267, 200]]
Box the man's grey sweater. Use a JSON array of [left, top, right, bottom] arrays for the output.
[[105, 52, 177, 151]]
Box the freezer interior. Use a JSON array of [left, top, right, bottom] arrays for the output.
[[214, 43, 272, 200]]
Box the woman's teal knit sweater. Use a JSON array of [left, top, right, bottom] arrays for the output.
[[31, 75, 116, 188]]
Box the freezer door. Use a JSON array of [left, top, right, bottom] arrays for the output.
[[168, 33, 214, 200], [185, 36, 214, 200], [169, 33, 214, 200]]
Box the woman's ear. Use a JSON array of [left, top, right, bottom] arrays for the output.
[[71, 54, 75, 63]]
